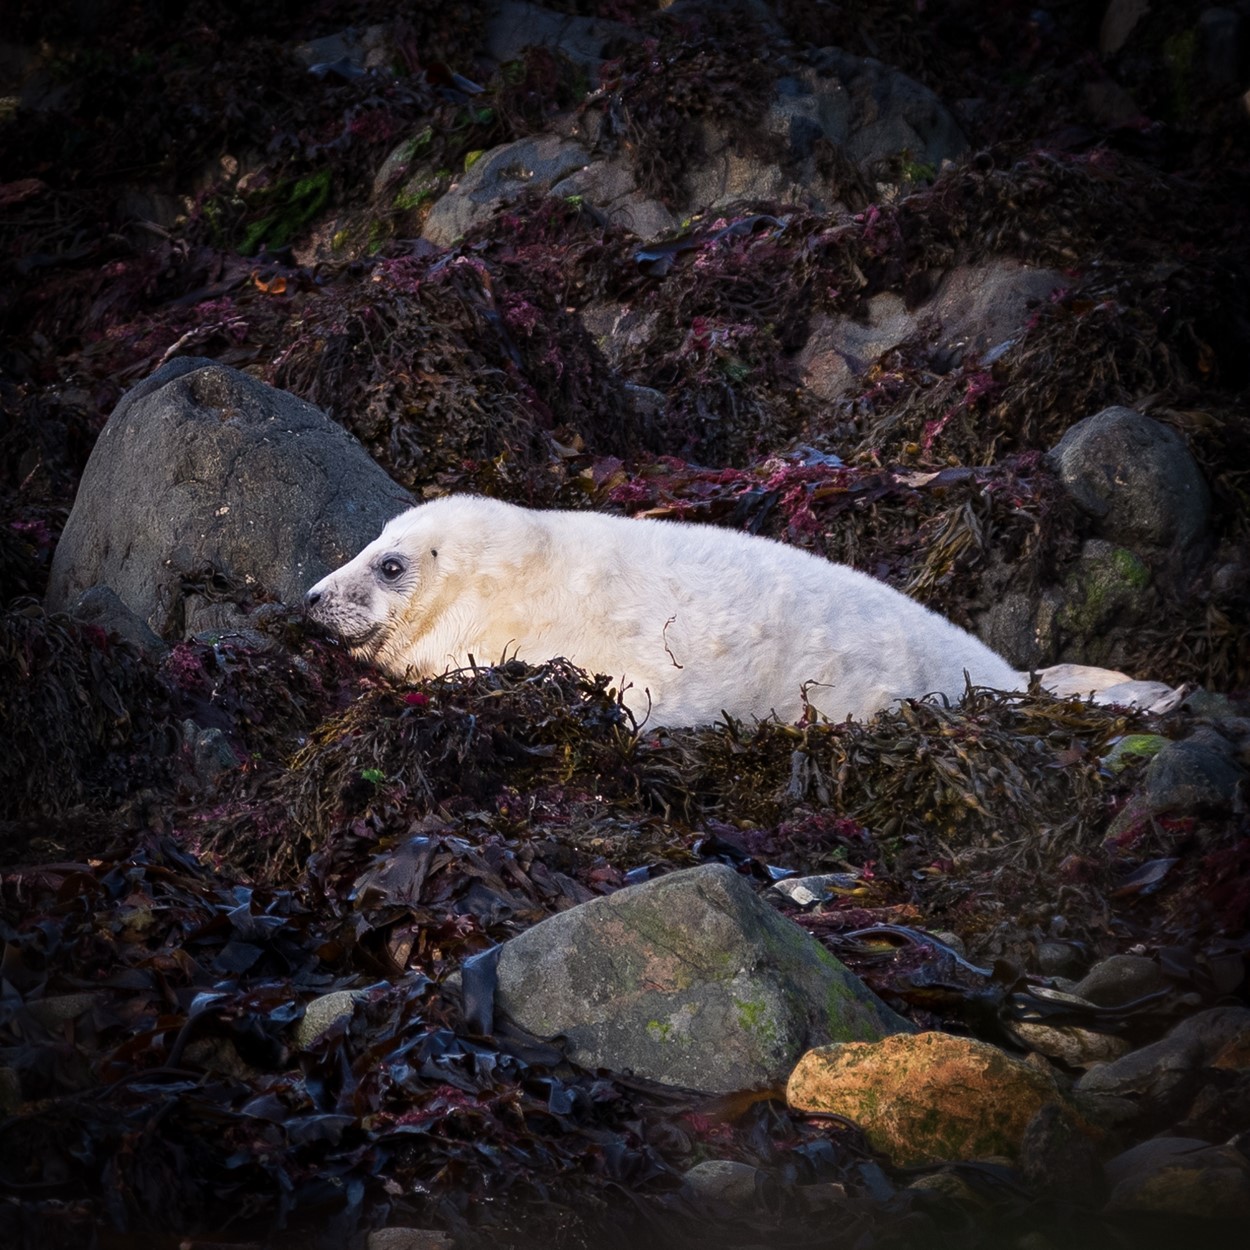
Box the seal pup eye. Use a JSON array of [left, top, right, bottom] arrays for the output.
[[378, 556, 405, 582]]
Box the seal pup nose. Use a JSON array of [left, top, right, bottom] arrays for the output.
[[305, 588, 323, 609]]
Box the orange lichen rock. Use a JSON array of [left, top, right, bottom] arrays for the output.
[[786, 1031, 1093, 1166]]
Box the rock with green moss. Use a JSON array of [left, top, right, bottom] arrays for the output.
[[493, 862, 911, 1092], [1101, 733, 1170, 774], [1057, 539, 1155, 641]]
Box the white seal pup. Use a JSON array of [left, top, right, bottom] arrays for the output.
[[304, 494, 1027, 726]]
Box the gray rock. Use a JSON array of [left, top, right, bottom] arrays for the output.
[[1055, 538, 1154, 643], [1035, 940, 1085, 979], [1084, 79, 1143, 129], [294, 990, 360, 1049], [494, 863, 911, 1093], [422, 136, 590, 246], [1020, 1101, 1106, 1205], [807, 49, 966, 175], [798, 293, 917, 401], [184, 721, 239, 783], [683, 1159, 772, 1210], [580, 303, 660, 370], [1143, 729, 1245, 813], [798, 262, 1061, 404], [1103, 1136, 1250, 1219], [484, 0, 636, 74], [0, 1066, 20, 1114], [45, 359, 412, 638], [1182, 687, 1243, 719], [684, 53, 965, 215], [1076, 1006, 1250, 1123], [981, 585, 1063, 672], [926, 262, 1063, 367], [1074, 954, 1168, 1007], [26, 993, 100, 1030], [1105, 1137, 1221, 1189], [69, 584, 166, 654], [551, 160, 676, 239], [1048, 407, 1211, 551]]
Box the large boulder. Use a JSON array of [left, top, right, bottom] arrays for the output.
[[46, 358, 412, 637], [1047, 406, 1211, 552], [493, 862, 911, 1093]]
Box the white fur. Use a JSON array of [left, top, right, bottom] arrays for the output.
[[305, 495, 1032, 726]]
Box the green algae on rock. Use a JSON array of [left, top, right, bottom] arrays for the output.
[[494, 862, 912, 1092]]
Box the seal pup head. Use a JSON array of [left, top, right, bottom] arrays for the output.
[[303, 506, 444, 673]]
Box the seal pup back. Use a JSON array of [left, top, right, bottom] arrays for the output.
[[304, 495, 1022, 726]]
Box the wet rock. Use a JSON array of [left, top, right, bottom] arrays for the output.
[[682, 1159, 772, 1210], [1103, 1136, 1250, 1219], [484, 0, 635, 75], [1048, 407, 1212, 552], [422, 135, 590, 246], [1142, 728, 1245, 812], [494, 863, 911, 1093], [45, 359, 412, 638], [68, 584, 166, 654], [1073, 954, 1169, 1007], [1009, 987, 1133, 1068], [786, 1031, 1091, 1165], [294, 990, 359, 1049], [1076, 1006, 1250, 1127]]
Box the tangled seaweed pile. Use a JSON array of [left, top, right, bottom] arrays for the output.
[[3, 643, 1245, 1246]]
